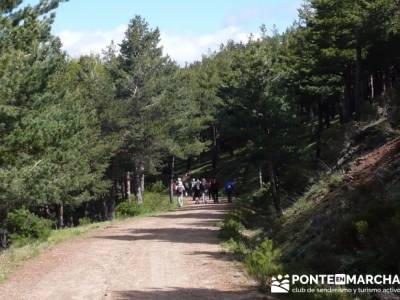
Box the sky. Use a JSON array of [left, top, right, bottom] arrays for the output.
[[24, 0, 303, 65]]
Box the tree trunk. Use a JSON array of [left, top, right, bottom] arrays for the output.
[[108, 180, 117, 220], [267, 160, 282, 216], [186, 156, 193, 172], [354, 40, 362, 120], [141, 173, 145, 193], [0, 229, 7, 248], [316, 100, 323, 159], [370, 74, 375, 100], [107, 157, 117, 220], [342, 67, 352, 123], [212, 124, 218, 171], [324, 102, 330, 128], [259, 168, 263, 189], [126, 171, 131, 202], [133, 161, 143, 204], [169, 155, 175, 204], [58, 204, 64, 228], [103, 200, 109, 220]]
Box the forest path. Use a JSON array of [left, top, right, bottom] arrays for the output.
[[0, 201, 264, 300]]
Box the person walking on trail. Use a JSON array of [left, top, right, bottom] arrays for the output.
[[184, 180, 189, 197], [175, 178, 185, 207], [224, 180, 235, 203], [190, 178, 196, 197], [210, 178, 219, 203], [193, 179, 202, 204], [201, 178, 208, 204], [208, 178, 212, 200]]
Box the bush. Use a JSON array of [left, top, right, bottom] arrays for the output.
[[6, 208, 53, 247], [148, 181, 167, 193], [116, 201, 144, 218], [218, 219, 245, 241], [244, 239, 283, 287], [328, 174, 344, 190], [78, 217, 91, 226], [142, 192, 172, 212], [250, 187, 269, 208], [116, 192, 174, 218], [223, 238, 250, 260], [354, 220, 368, 239]]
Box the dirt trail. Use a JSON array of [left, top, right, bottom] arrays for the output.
[[0, 202, 264, 300]]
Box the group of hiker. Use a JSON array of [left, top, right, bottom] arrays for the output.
[[173, 176, 235, 207]]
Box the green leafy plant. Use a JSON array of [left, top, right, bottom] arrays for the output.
[[148, 181, 167, 193], [244, 239, 283, 287], [78, 217, 91, 226], [6, 208, 53, 247], [115, 202, 144, 218], [116, 192, 174, 218], [328, 174, 344, 190], [218, 219, 245, 241], [355, 220, 368, 238]]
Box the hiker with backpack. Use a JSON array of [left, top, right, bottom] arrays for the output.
[[201, 178, 208, 204], [190, 178, 196, 197], [210, 178, 219, 203], [175, 178, 185, 207], [193, 178, 202, 204], [224, 180, 235, 203]]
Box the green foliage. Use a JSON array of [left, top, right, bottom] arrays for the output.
[[328, 174, 344, 190], [148, 181, 167, 193], [116, 192, 173, 218], [6, 208, 53, 247], [244, 239, 283, 287], [250, 187, 269, 208], [218, 219, 245, 241], [354, 220, 368, 238], [78, 217, 91, 226], [116, 202, 143, 218], [225, 208, 256, 227], [223, 238, 250, 260]]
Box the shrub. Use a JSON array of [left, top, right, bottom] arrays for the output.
[[223, 238, 250, 260], [244, 239, 283, 287], [115, 201, 144, 218], [116, 192, 174, 218], [218, 219, 245, 241], [142, 192, 172, 212], [328, 174, 344, 190], [354, 220, 368, 239], [78, 217, 91, 226], [148, 181, 167, 193], [250, 187, 269, 208], [6, 208, 53, 247]]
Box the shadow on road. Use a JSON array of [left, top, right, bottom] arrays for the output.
[[112, 287, 267, 300], [95, 227, 220, 244]]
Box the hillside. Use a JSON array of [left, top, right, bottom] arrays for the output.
[[276, 136, 400, 275]]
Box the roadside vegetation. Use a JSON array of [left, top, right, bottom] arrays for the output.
[[1, 1, 400, 297], [0, 190, 175, 283]]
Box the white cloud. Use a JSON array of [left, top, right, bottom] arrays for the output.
[[57, 25, 257, 65], [58, 25, 127, 57], [160, 26, 257, 65]]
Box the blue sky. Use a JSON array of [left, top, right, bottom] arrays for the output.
[[24, 0, 303, 64]]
